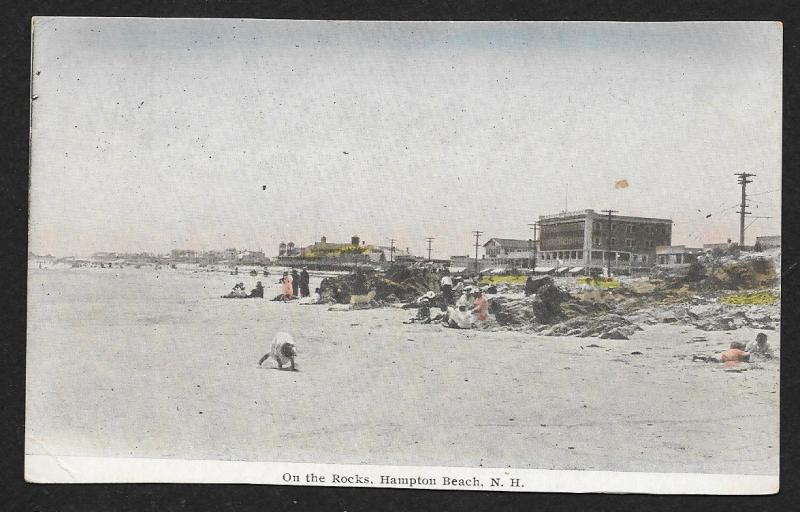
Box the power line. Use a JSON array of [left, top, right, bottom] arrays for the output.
[[748, 198, 777, 208], [746, 188, 780, 198]]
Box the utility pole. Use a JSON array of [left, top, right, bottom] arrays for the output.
[[425, 237, 435, 262], [528, 222, 539, 272], [472, 230, 483, 274], [388, 238, 396, 264], [600, 209, 618, 277], [735, 172, 756, 247]]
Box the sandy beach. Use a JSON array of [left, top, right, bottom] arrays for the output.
[[25, 267, 778, 475]]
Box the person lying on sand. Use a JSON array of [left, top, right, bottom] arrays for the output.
[[745, 332, 774, 360], [692, 342, 750, 364], [258, 332, 298, 371], [298, 288, 322, 305]]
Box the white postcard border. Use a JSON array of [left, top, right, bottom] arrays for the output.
[[25, 454, 778, 494]]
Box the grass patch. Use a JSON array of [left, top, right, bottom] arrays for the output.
[[478, 275, 529, 285], [578, 276, 620, 289], [718, 291, 779, 305]]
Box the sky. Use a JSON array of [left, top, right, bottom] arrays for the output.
[[29, 19, 782, 258]]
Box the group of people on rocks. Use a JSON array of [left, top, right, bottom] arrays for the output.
[[279, 267, 311, 302], [438, 270, 492, 307], [406, 284, 489, 329], [692, 332, 775, 366]]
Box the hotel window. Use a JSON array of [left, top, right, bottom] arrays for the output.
[[626, 239, 634, 248], [593, 237, 600, 245], [610, 237, 616, 245]]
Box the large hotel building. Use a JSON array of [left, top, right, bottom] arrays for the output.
[[538, 209, 672, 273]]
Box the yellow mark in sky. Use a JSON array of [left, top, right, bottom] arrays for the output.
[[614, 179, 629, 189]]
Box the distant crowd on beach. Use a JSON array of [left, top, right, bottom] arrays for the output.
[[278, 268, 316, 303]]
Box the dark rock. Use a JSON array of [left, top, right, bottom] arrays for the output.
[[525, 276, 554, 296], [599, 328, 629, 340]]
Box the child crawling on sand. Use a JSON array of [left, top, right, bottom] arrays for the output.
[[258, 332, 298, 371]]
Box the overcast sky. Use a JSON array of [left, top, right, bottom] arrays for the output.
[[29, 19, 781, 258]]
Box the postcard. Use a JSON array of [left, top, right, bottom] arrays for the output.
[[26, 18, 781, 494]]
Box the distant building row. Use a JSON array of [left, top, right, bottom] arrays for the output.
[[461, 208, 780, 274], [279, 235, 415, 264], [167, 248, 267, 265]]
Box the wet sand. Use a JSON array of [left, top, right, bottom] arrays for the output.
[[26, 267, 779, 475]]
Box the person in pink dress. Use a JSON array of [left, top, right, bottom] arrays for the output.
[[280, 271, 293, 301], [472, 289, 488, 323]]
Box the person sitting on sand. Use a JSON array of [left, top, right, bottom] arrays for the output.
[[404, 298, 432, 324], [249, 281, 264, 298], [447, 305, 473, 329], [471, 289, 488, 323], [745, 332, 774, 360], [455, 287, 473, 310], [431, 305, 447, 323], [446, 290, 474, 329], [222, 282, 247, 298]]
